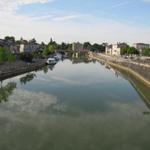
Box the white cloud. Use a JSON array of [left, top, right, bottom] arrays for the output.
[[111, 1, 131, 8], [0, 0, 150, 43], [52, 15, 81, 21], [0, 0, 51, 12]]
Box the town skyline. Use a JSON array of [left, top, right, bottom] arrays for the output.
[[0, 0, 150, 43], [1, 35, 150, 46]]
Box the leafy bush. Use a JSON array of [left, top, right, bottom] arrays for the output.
[[20, 53, 33, 62], [0, 46, 16, 63], [142, 48, 150, 56]]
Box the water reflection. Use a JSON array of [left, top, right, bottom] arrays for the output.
[[20, 73, 36, 85], [42, 66, 49, 74], [0, 82, 17, 102], [71, 52, 93, 64], [108, 63, 150, 110], [49, 65, 56, 71], [0, 56, 150, 150]]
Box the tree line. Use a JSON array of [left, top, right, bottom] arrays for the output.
[[120, 43, 150, 56], [0, 36, 150, 63]]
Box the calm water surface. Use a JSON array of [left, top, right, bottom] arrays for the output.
[[0, 59, 150, 150]]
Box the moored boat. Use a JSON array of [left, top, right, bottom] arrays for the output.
[[46, 58, 57, 65]]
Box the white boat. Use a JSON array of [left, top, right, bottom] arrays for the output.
[[54, 54, 62, 61], [46, 58, 57, 65]]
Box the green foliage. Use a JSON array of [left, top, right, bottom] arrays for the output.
[[60, 42, 69, 50], [43, 46, 50, 56], [120, 45, 129, 55], [0, 46, 16, 62], [4, 36, 15, 42], [127, 47, 139, 55], [83, 42, 91, 50], [8, 53, 16, 62], [0, 47, 7, 62], [43, 44, 57, 56], [142, 48, 150, 56], [90, 43, 105, 52], [0, 82, 17, 102], [121, 45, 139, 55], [20, 53, 33, 62], [20, 73, 36, 85], [68, 44, 73, 51]]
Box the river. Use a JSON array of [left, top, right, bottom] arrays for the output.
[[0, 57, 150, 150]]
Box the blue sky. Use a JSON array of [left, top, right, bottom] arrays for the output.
[[18, 0, 150, 26], [0, 0, 150, 43]]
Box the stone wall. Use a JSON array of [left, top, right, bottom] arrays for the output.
[[114, 61, 150, 82], [90, 52, 150, 84], [0, 60, 46, 80]]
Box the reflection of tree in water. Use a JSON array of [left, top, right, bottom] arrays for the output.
[[43, 66, 49, 74], [49, 65, 56, 71], [0, 82, 17, 103], [20, 73, 36, 85]]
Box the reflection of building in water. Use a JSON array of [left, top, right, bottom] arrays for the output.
[[72, 53, 79, 58], [115, 71, 119, 78], [72, 42, 84, 52], [0, 82, 17, 103], [71, 53, 91, 64]]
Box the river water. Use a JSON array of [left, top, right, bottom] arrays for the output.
[[0, 58, 150, 150]]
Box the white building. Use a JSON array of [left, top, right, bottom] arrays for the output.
[[19, 44, 25, 53], [105, 43, 127, 56], [19, 39, 41, 53]]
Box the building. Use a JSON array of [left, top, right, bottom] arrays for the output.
[[0, 38, 20, 53], [72, 42, 84, 51], [19, 38, 41, 53], [133, 43, 150, 53], [105, 43, 127, 56], [0, 37, 43, 55]]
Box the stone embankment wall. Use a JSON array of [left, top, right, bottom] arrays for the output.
[[0, 59, 46, 80], [90, 53, 150, 86], [115, 61, 150, 82]]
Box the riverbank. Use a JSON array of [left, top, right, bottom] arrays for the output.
[[89, 52, 150, 87], [0, 59, 46, 81]]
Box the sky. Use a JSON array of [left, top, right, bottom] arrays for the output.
[[0, 0, 150, 44]]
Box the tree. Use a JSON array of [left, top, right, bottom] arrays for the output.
[[43, 46, 50, 56], [120, 44, 129, 55], [142, 48, 150, 56], [20, 53, 33, 62], [127, 47, 139, 55], [83, 42, 91, 50], [0, 46, 16, 62], [4, 36, 15, 43], [8, 53, 16, 62], [60, 42, 68, 50], [120, 45, 139, 55], [43, 43, 57, 56], [20, 73, 36, 85], [0, 82, 17, 102], [90, 43, 105, 52], [0, 47, 7, 62]]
